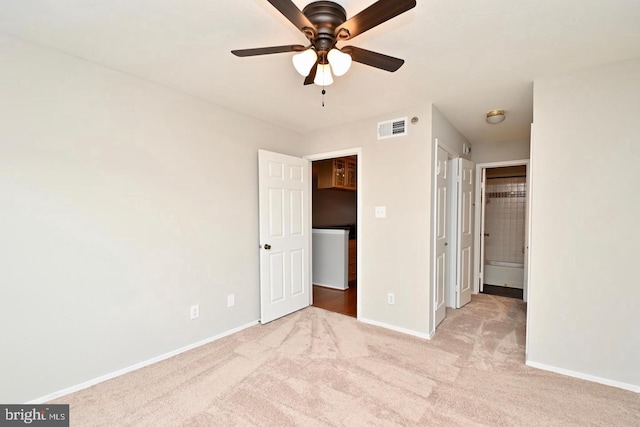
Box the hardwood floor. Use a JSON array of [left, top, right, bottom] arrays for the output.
[[313, 282, 520, 316], [312, 280, 357, 317]]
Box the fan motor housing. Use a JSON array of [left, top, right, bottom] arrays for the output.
[[302, 1, 347, 53], [302, 1, 346, 27]]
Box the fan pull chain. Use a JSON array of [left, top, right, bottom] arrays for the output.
[[321, 88, 326, 107]]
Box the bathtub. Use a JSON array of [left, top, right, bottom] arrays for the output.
[[484, 260, 524, 289]]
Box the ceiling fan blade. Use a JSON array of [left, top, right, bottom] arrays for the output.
[[267, 0, 317, 36], [335, 0, 416, 40], [304, 61, 319, 85], [231, 45, 306, 57], [341, 46, 405, 72]]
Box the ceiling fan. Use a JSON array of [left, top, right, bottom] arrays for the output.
[[231, 0, 417, 87]]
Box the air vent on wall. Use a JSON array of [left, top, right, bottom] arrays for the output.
[[377, 117, 408, 140]]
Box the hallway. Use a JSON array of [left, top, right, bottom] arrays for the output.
[[312, 280, 357, 317]]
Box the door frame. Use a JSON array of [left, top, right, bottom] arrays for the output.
[[304, 148, 362, 319], [473, 159, 530, 302]]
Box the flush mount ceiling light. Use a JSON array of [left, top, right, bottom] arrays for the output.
[[231, 0, 416, 91], [486, 110, 506, 124]]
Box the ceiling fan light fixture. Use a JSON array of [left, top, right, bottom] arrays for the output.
[[486, 109, 506, 124], [327, 48, 352, 76], [314, 63, 334, 86], [232, 0, 417, 89], [292, 48, 318, 76]]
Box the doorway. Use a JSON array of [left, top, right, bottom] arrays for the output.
[[305, 149, 361, 318], [474, 160, 530, 302]]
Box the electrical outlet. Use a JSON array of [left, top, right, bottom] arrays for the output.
[[190, 304, 199, 319], [227, 294, 235, 307], [387, 293, 395, 305], [375, 206, 387, 218]]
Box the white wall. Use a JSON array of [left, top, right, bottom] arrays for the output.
[[527, 58, 640, 390], [302, 106, 433, 337], [472, 138, 530, 164], [432, 106, 471, 160], [0, 36, 301, 403]]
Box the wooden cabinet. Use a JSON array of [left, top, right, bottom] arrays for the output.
[[316, 157, 357, 191], [348, 239, 357, 282]]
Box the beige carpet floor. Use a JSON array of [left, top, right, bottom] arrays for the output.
[[51, 294, 640, 426]]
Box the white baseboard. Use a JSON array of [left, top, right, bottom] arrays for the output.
[[313, 282, 349, 291], [359, 317, 433, 340], [27, 320, 259, 404], [526, 360, 640, 393]]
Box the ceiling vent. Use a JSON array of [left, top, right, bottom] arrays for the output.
[[377, 117, 408, 140]]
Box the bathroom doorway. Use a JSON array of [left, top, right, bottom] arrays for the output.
[[474, 160, 530, 302]]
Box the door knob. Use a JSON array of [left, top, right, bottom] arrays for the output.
[[263, 244, 271, 250]]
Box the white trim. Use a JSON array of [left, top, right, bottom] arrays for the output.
[[313, 283, 349, 290], [476, 159, 530, 169], [438, 140, 460, 157], [27, 320, 259, 404], [304, 148, 362, 320], [304, 148, 361, 162], [359, 317, 433, 340], [429, 138, 438, 337], [526, 124, 535, 360], [526, 360, 640, 393], [473, 166, 483, 294], [311, 228, 349, 235]]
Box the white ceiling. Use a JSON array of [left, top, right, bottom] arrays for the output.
[[1, 0, 639, 144]]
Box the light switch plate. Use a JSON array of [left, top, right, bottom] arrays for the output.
[[375, 206, 386, 218]]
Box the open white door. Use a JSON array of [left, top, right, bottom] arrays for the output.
[[258, 150, 310, 324], [479, 167, 486, 293], [434, 146, 450, 327], [456, 158, 474, 308]]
